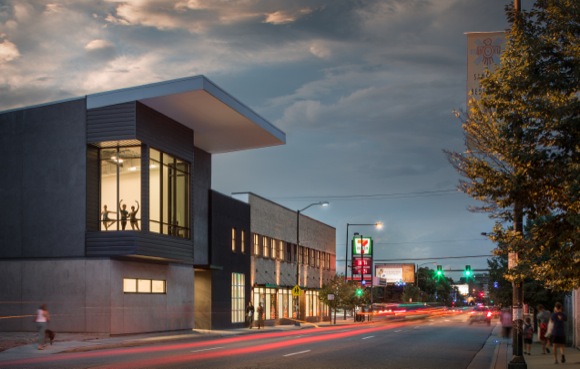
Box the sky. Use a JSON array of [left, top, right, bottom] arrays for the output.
[[0, 0, 516, 280]]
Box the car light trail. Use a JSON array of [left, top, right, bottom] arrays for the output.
[[0, 321, 412, 369], [283, 350, 311, 357], [191, 346, 224, 353]]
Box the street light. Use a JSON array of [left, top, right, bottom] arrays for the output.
[[295, 201, 329, 323], [344, 222, 383, 282]]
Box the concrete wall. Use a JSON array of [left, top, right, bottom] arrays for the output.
[[0, 259, 194, 335]]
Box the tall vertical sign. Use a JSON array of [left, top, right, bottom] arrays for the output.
[[466, 32, 506, 103], [351, 237, 373, 282]]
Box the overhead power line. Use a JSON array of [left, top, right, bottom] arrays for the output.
[[273, 188, 460, 202], [337, 254, 492, 262]]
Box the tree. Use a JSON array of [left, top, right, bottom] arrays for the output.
[[319, 274, 362, 319], [402, 284, 421, 303], [446, 0, 580, 291], [488, 253, 566, 309], [414, 267, 454, 305]]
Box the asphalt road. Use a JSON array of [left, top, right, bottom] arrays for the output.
[[0, 314, 495, 369]]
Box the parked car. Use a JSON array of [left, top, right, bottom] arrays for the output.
[[468, 306, 492, 325]]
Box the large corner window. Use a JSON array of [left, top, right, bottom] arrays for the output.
[[149, 148, 190, 238], [100, 146, 142, 231]]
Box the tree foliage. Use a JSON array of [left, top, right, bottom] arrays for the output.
[[446, 0, 580, 291], [487, 252, 567, 309], [318, 274, 362, 313]]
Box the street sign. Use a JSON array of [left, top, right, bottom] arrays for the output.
[[292, 285, 301, 297]]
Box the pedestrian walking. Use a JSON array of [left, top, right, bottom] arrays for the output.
[[523, 317, 534, 355], [257, 303, 264, 329], [550, 302, 567, 364], [34, 304, 50, 350], [536, 304, 551, 354], [500, 308, 513, 339], [246, 301, 254, 329]]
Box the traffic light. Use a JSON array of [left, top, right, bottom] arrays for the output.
[[436, 265, 443, 277], [464, 265, 472, 278], [355, 287, 363, 297]]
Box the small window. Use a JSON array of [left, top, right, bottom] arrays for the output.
[[263, 236, 269, 258], [241, 230, 246, 253], [278, 240, 284, 261], [253, 234, 260, 256], [232, 228, 236, 252], [123, 278, 166, 294], [270, 237, 276, 259]]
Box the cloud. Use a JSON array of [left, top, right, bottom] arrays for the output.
[[85, 39, 116, 60], [0, 38, 19, 62]]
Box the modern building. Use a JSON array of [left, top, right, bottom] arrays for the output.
[[0, 76, 290, 335], [233, 193, 336, 325]]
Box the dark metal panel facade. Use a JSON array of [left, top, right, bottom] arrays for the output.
[[86, 145, 100, 231], [86, 232, 194, 263], [0, 99, 87, 258], [135, 102, 193, 161], [193, 147, 211, 265], [87, 102, 136, 143], [208, 190, 251, 329]]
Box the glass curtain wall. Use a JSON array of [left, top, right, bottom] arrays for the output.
[[149, 148, 190, 238]]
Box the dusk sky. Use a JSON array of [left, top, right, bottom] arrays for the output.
[[0, 1, 516, 280]]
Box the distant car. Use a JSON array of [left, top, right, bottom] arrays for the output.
[[468, 306, 492, 325]]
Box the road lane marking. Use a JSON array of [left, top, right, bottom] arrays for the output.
[[394, 330, 403, 332], [284, 350, 311, 357], [362, 336, 374, 340], [191, 347, 224, 353]]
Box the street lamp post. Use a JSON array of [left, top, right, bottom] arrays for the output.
[[295, 201, 328, 323]]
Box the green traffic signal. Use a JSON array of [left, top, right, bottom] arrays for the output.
[[436, 265, 443, 277], [355, 288, 363, 297], [464, 265, 472, 277]]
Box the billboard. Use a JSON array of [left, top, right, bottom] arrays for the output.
[[375, 263, 415, 284]]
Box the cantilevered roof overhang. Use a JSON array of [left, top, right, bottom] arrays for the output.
[[86, 75, 285, 154]]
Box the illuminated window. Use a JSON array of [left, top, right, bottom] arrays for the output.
[[149, 148, 190, 238], [241, 230, 245, 254], [262, 236, 269, 258], [100, 146, 142, 231], [253, 234, 260, 256], [270, 237, 276, 259], [278, 240, 284, 261], [231, 273, 245, 323], [231, 228, 236, 252], [123, 278, 166, 294]]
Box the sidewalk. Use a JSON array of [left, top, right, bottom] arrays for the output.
[[484, 324, 580, 369]]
